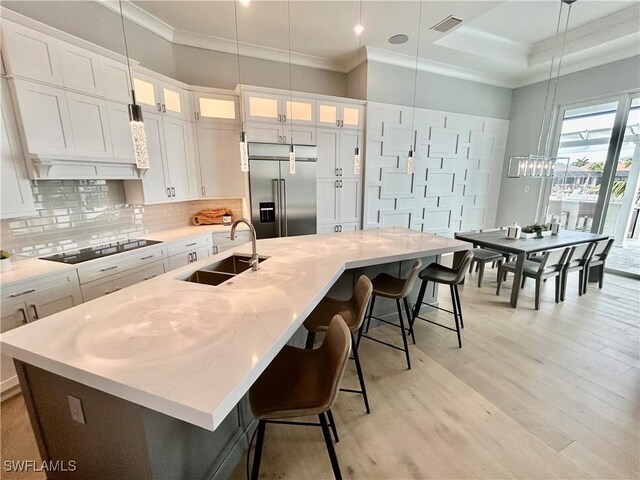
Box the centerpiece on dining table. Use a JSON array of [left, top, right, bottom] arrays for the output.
[[520, 223, 551, 239]]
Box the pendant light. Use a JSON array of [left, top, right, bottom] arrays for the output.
[[234, 1, 249, 173], [118, 0, 149, 169], [353, 0, 364, 176], [507, 0, 576, 178], [287, 0, 296, 174], [407, 0, 423, 175]]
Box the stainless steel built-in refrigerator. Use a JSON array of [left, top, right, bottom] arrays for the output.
[[248, 143, 317, 239]]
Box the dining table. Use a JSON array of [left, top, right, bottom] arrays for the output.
[[453, 229, 610, 308]]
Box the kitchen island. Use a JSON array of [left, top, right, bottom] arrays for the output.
[[1, 228, 469, 480]]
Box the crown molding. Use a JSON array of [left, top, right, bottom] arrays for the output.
[[94, 0, 175, 42]]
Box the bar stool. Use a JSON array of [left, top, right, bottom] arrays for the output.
[[303, 275, 373, 413], [358, 259, 422, 370], [248, 316, 351, 480], [412, 251, 474, 348]]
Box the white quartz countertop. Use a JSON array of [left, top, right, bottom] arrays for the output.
[[0, 224, 243, 288], [1, 228, 469, 431]]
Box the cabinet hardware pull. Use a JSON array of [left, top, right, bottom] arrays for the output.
[[214, 246, 219, 254], [278, 114, 282, 122], [100, 265, 118, 272], [186, 243, 197, 247], [19, 307, 28, 324], [340, 225, 343, 232], [188, 253, 193, 263], [193, 251, 198, 261], [336, 120, 340, 127], [143, 275, 157, 281], [202, 186, 206, 195], [334, 225, 338, 232], [161, 104, 166, 113], [105, 287, 122, 295], [171, 187, 176, 197], [30, 304, 39, 320], [167, 187, 172, 197], [335, 168, 339, 176], [196, 112, 200, 120], [340, 120, 344, 127], [157, 103, 162, 111], [282, 114, 286, 123], [339, 180, 343, 188], [140, 255, 155, 260], [335, 180, 339, 188], [9, 289, 36, 298], [283, 135, 287, 143]]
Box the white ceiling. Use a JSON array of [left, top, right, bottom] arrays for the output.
[[110, 0, 640, 88]]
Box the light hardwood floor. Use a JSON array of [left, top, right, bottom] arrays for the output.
[[2, 267, 639, 480]]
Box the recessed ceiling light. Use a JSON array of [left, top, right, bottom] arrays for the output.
[[388, 34, 409, 45], [354, 24, 364, 35], [239, 0, 250, 5]]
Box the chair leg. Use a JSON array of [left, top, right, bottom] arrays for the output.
[[403, 297, 416, 344], [534, 278, 542, 310], [250, 420, 266, 480], [412, 279, 428, 326], [578, 269, 583, 296], [555, 276, 561, 303], [351, 333, 370, 414], [478, 262, 485, 288], [469, 259, 474, 274], [396, 299, 411, 370], [454, 284, 464, 329], [496, 266, 503, 295], [326, 408, 339, 443], [521, 276, 526, 288], [319, 413, 343, 480], [449, 285, 462, 348], [364, 295, 376, 334], [305, 331, 316, 350], [599, 266, 604, 289], [561, 271, 568, 302]]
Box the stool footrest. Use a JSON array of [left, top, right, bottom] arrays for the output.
[[340, 387, 365, 395], [367, 315, 412, 332], [415, 302, 455, 316], [414, 315, 458, 333], [360, 334, 407, 352]]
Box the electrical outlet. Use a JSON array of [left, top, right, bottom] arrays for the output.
[[68, 395, 86, 424], [524, 186, 530, 193]]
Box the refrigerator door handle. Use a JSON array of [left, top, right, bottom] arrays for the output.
[[280, 178, 288, 237], [273, 179, 282, 237]]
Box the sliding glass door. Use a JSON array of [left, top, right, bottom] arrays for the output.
[[543, 92, 640, 277]]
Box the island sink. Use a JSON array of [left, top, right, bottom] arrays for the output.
[[183, 254, 268, 286]]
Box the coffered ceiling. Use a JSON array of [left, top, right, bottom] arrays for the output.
[[102, 0, 639, 88]]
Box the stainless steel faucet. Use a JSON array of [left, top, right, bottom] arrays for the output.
[[231, 218, 259, 271]]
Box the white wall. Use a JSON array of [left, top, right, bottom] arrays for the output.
[[496, 56, 640, 227], [366, 61, 513, 120], [364, 102, 508, 235]]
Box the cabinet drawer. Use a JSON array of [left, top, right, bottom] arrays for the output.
[[81, 261, 166, 302], [166, 234, 212, 257], [213, 231, 250, 252], [1, 270, 80, 304], [77, 245, 166, 284]]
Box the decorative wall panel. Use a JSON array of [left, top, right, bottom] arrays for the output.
[[364, 102, 508, 236]]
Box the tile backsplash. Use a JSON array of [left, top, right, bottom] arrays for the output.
[[0, 180, 243, 259]]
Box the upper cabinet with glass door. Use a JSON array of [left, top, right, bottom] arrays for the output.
[[193, 91, 239, 125], [132, 71, 189, 120], [317, 101, 363, 130], [242, 91, 315, 126]]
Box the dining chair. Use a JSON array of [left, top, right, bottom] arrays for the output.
[[583, 238, 614, 293], [468, 228, 504, 288], [561, 243, 595, 300], [496, 247, 571, 310]]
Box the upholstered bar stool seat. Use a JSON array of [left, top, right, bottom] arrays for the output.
[[249, 316, 351, 480], [359, 260, 422, 370], [304, 275, 373, 413], [418, 263, 459, 284]]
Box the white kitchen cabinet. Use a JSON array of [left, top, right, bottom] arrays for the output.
[[339, 178, 361, 224], [66, 91, 113, 158], [243, 91, 315, 127], [213, 231, 250, 252], [338, 129, 361, 179], [80, 261, 167, 302], [124, 114, 197, 204], [317, 178, 361, 232], [195, 124, 245, 198], [1, 271, 83, 395], [58, 42, 103, 96], [193, 92, 239, 124], [11, 79, 74, 156], [317, 127, 362, 178], [76, 244, 167, 284], [245, 122, 315, 145], [167, 234, 213, 269], [168, 245, 212, 270], [1, 21, 63, 86], [106, 102, 135, 162], [100, 58, 131, 103], [132, 72, 188, 120], [316, 101, 363, 130], [317, 179, 339, 224], [1, 78, 36, 219]]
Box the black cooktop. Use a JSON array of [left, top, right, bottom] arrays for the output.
[[40, 239, 163, 264]]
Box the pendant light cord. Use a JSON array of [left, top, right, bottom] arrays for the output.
[[410, 0, 424, 151], [288, 0, 293, 144], [118, 0, 135, 103], [233, 0, 243, 131], [356, 0, 363, 150]]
